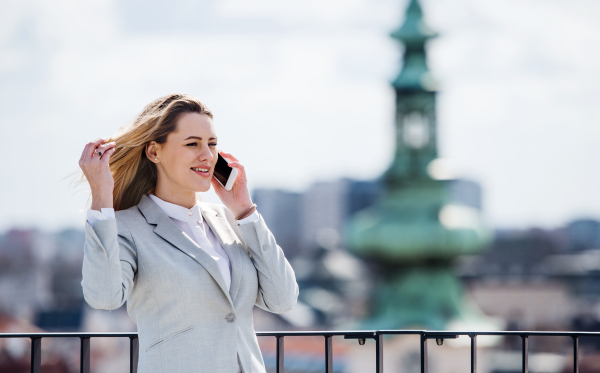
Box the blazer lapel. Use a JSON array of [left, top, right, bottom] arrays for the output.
[[198, 203, 244, 303], [137, 194, 234, 306]]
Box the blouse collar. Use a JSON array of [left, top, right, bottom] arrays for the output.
[[148, 194, 203, 224]]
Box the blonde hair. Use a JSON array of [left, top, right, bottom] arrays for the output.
[[79, 93, 213, 211]]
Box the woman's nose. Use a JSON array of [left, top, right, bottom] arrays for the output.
[[199, 146, 213, 161]]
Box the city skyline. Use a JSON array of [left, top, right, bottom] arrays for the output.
[[1, 0, 600, 232]]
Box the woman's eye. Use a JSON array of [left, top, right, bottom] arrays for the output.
[[186, 142, 217, 147]]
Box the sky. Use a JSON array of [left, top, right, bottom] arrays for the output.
[[0, 0, 599, 232]]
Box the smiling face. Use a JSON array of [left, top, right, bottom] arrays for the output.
[[147, 112, 218, 205]]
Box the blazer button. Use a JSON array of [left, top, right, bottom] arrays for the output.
[[262, 244, 268, 251], [225, 313, 236, 323]]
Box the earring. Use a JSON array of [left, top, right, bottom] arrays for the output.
[[155, 158, 157, 161]]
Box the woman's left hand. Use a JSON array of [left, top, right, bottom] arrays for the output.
[[211, 150, 254, 218]]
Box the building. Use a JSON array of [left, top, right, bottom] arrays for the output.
[[253, 178, 382, 257], [344, 0, 490, 330], [253, 189, 303, 258]]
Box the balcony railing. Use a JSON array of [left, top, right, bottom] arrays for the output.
[[1, 329, 598, 373]]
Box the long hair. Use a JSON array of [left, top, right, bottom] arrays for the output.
[[78, 93, 213, 211]]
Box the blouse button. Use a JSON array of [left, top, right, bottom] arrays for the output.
[[262, 244, 268, 251], [188, 210, 193, 216]]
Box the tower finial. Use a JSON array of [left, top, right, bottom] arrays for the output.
[[391, 0, 437, 45], [391, 0, 438, 91]]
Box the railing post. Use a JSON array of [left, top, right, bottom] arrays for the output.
[[130, 335, 139, 373], [573, 336, 579, 373], [375, 333, 383, 373], [470, 334, 477, 373], [30, 336, 41, 373], [420, 334, 427, 373], [521, 334, 528, 373], [80, 337, 90, 373], [276, 335, 284, 373], [325, 335, 332, 373]]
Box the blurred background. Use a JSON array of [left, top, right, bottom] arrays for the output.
[[1, 0, 600, 372]]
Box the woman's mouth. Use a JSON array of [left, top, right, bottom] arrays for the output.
[[191, 167, 210, 177]]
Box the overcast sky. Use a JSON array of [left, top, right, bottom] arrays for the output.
[[1, 0, 599, 232]]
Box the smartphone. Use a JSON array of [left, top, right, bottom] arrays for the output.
[[213, 153, 238, 191]]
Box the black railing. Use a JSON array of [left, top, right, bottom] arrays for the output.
[[1, 329, 598, 373]]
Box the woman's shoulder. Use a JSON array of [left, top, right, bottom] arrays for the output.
[[114, 204, 146, 228]]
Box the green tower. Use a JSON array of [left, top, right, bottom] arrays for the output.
[[345, 0, 491, 330]]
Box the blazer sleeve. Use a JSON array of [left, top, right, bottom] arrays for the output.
[[81, 217, 138, 311], [232, 212, 299, 314]]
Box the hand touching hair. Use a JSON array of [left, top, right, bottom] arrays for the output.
[[77, 94, 213, 211]]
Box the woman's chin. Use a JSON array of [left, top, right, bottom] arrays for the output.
[[194, 183, 211, 193]]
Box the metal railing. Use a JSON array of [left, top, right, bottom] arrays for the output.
[[1, 329, 598, 373]]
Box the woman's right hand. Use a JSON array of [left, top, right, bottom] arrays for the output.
[[79, 138, 116, 210]]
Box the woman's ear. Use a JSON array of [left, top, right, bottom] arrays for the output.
[[146, 142, 159, 163]]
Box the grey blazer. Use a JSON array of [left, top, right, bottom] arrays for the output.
[[81, 194, 299, 373]]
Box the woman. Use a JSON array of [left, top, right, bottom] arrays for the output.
[[78, 93, 299, 373]]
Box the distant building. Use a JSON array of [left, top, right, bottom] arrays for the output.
[[253, 179, 382, 256], [567, 219, 600, 252], [252, 189, 303, 258], [0, 229, 53, 320], [345, 180, 383, 218], [0, 228, 86, 330], [457, 219, 600, 330], [456, 228, 565, 279], [301, 180, 350, 251]]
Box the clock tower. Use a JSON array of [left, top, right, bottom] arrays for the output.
[[345, 0, 491, 329], [387, 0, 438, 183]]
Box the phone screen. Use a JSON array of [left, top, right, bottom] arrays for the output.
[[213, 153, 232, 187]]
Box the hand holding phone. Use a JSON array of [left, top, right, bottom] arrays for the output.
[[211, 150, 254, 218], [213, 153, 238, 191]]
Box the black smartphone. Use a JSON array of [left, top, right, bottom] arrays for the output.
[[213, 153, 238, 191]]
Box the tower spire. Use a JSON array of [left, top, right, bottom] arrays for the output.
[[345, 0, 490, 330], [391, 0, 438, 92]]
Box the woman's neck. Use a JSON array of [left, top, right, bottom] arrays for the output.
[[153, 183, 197, 209]]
